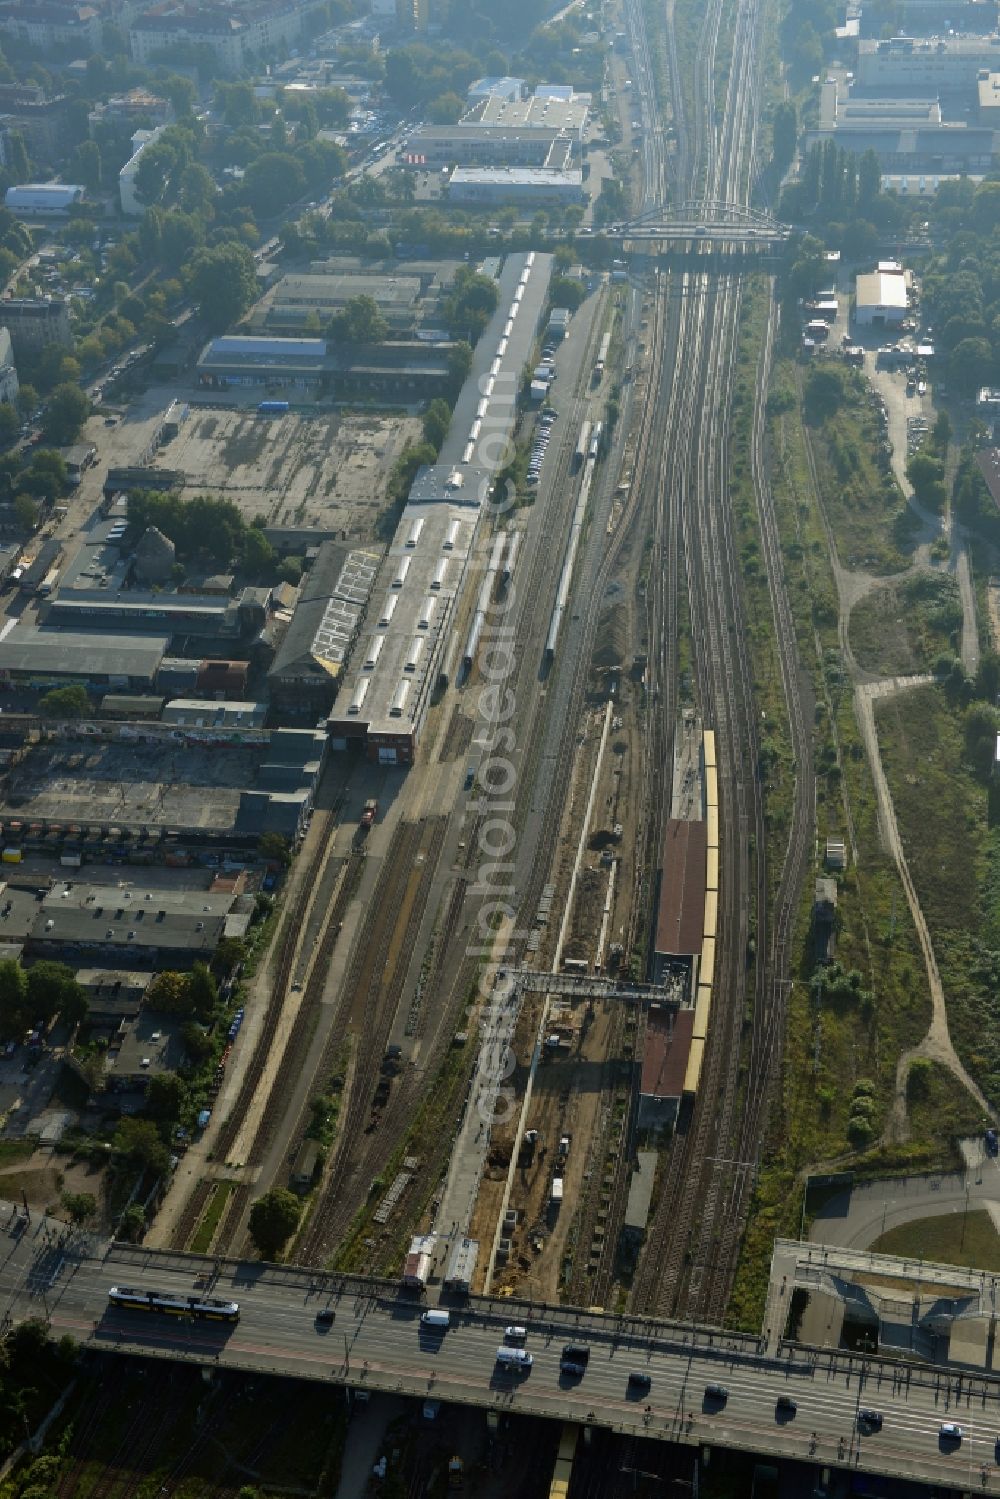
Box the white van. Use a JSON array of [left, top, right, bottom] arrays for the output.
[[420, 1309, 451, 1330], [496, 1346, 532, 1369]]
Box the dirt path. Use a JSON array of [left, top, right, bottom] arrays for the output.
[[854, 677, 991, 1137]]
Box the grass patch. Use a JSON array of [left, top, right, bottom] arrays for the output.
[[872, 1209, 1000, 1272], [876, 682, 1000, 1108], [850, 573, 963, 677], [189, 1179, 236, 1254], [906, 1057, 988, 1150], [0, 1139, 36, 1169], [803, 363, 911, 574]]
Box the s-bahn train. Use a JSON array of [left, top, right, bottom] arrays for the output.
[[682, 727, 720, 1100], [108, 1286, 240, 1322]]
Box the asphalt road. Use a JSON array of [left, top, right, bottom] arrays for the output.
[[5, 1207, 1000, 1491], [812, 1151, 1000, 1251]]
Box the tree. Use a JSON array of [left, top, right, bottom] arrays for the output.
[[446, 341, 473, 393], [772, 100, 797, 171], [39, 685, 90, 719], [212, 936, 246, 974], [0, 403, 17, 446], [16, 384, 37, 417], [41, 384, 90, 445], [242, 152, 306, 216], [0, 959, 28, 1038], [932, 409, 951, 457], [858, 148, 881, 209], [21, 450, 68, 502], [188, 962, 217, 1021], [5, 131, 28, 183], [113, 1117, 170, 1177], [163, 74, 196, 117], [949, 337, 993, 396], [71, 140, 102, 193], [145, 1071, 186, 1123], [241, 526, 274, 575], [248, 1187, 302, 1260], [906, 449, 947, 511], [133, 138, 184, 208], [26, 961, 83, 1024], [146, 970, 193, 1014], [177, 162, 216, 217], [427, 91, 465, 124], [61, 1191, 96, 1225], [422, 397, 452, 452], [258, 831, 290, 866], [548, 276, 586, 311], [118, 1203, 146, 1242], [181, 1021, 213, 1061], [327, 294, 388, 344], [188, 243, 258, 333], [12, 493, 37, 532], [443, 269, 500, 342], [220, 81, 258, 127]]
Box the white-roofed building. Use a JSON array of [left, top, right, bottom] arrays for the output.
[[5, 183, 84, 216], [855, 269, 909, 326], [448, 166, 585, 204]]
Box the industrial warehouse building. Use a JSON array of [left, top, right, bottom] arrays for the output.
[[855, 265, 909, 325], [404, 126, 568, 168], [4, 183, 84, 215], [857, 33, 1000, 92], [448, 167, 586, 205], [328, 251, 552, 765], [268, 541, 381, 715], [197, 335, 328, 390], [260, 271, 424, 331]]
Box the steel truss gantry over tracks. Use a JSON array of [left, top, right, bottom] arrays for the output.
[[513, 968, 676, 1008], [614, 200, 791, 248]]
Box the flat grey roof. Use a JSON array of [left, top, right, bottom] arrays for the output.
[[0, 625, 168, 679], [274, 272, 421, 308]]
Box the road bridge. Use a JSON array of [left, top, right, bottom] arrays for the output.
[[6, 1206, 1000, 1492]]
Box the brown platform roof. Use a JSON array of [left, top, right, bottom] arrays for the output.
[[654, 818, 707, 958], [640, 1004, 693, 1102]]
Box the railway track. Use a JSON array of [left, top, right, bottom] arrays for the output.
[[626, 0, 814, 1325], [297, 817, 448, 1261]]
